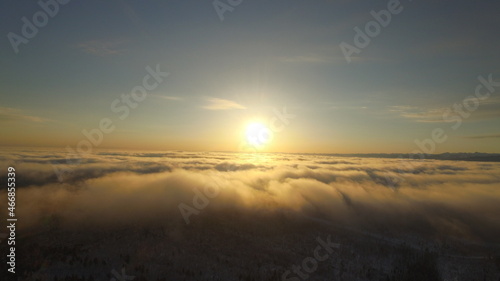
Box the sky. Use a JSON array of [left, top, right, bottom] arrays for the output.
[[0, 0, 499, 153]]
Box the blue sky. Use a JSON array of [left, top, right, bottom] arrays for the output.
[[0, 0, 499, 153]]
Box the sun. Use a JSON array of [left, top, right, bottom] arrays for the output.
[[245, 122, 273, 148]]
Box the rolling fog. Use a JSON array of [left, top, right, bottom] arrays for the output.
[[1, 148, 499, 244]]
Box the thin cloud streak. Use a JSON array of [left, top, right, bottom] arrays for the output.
[[76, 39, 128, 56], [151, 94, 183, 101], [202, 97, 246, 111], [0, 107, 51, 123], [463, 134, 500, 139]]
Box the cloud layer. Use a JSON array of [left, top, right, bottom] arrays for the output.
[[1, 149, 499, 245]]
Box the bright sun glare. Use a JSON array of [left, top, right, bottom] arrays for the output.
[[245, 122, 272, 148]]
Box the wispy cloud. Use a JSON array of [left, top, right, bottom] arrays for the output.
[[277, 54, 341, 64], [463, 134, 500, 139], [202, 97, 246, 111], [0, 107, 51, 123], [76, 39, 128, 56], [390, 97, 500, 123], [409, 37, 481, 58], [388, 105, 447, 123], [151, 94, 183, 101], [329, 103, 369, 111], [277, 54, 393, 64]]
